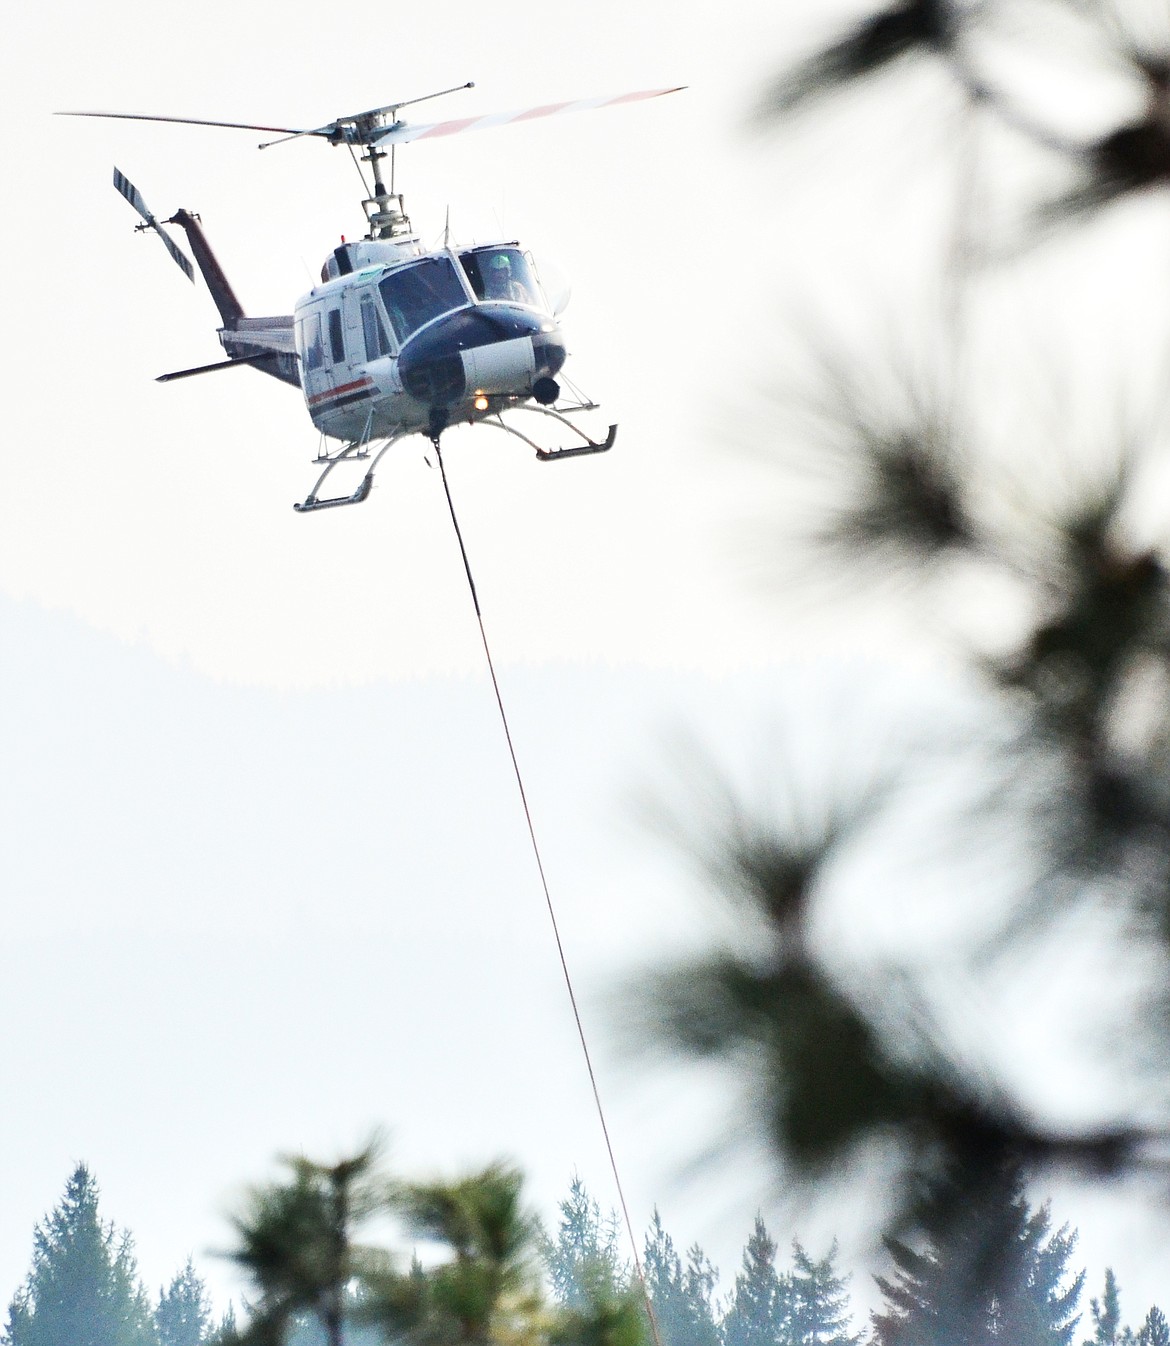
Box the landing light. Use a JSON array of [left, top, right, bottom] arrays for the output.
[[474, 394, 490, 411]]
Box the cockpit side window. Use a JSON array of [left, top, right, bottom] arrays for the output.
[[459, 247, 544, 310], [378, 257, 470, 344]]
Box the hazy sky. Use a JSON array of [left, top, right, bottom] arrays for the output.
[[2, 0, 1167, 1327]]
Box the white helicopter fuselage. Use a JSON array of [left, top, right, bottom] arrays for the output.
[[66, 82, 680, 508], [291, 236, 567, 443]]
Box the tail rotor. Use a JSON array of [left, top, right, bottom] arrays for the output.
[[112, 167, 194, 282]]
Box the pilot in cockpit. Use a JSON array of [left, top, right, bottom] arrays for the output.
[[484, 253, 530, 304]]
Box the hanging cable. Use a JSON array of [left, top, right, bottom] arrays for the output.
[[432, 439, 663, 1346]]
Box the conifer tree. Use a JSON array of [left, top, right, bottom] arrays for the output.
[[872, 1164, 1083, 1346], [156, 1259, 213, 1346], [1137, 1308, 1170, 1346], [207, 1305, 237, 1346], [1085, 1272, 1123, 1346], [224, 1143, 645, 1346], [223, 1142, 392, 1346], [722, 1217, 788, 1346], [641, 1212, 718, 1346], [681, 1246, 719, 1346], [4, 1164, 157, 1346], [787, 1241, 857, 1346], [991, 1205, 1083, 1346], [543, 1176, 628, 1309]]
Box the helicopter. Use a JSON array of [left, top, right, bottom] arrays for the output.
[[60, 83, 683, 512]]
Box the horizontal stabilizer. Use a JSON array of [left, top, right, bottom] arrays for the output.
[[156, 354, 269, 382]]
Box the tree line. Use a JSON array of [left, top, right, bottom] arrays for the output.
[[5, 1158, 1166, 1346]]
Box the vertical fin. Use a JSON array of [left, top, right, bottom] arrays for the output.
[[165, 209, 246, 326]]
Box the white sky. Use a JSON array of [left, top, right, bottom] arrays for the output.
[[1, 0, 1168, 1328]]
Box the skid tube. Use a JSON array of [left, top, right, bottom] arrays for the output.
[[293, 404, 614, 514], [294, 423, 412, 513], [480, 404, 617, 460]]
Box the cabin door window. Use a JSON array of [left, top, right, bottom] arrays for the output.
[[327, 308, 346, 367], [361, 294, 391, 361]]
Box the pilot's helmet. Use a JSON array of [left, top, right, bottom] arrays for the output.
[[487, 253, 514, 291]]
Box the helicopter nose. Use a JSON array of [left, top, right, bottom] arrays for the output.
[[398, 304, 564, 406]]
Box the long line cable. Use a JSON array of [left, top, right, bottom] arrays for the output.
[[432, 440, 663, 1346]]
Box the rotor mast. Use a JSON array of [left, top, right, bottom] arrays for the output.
[[361, 141, 407, 238], [350, 81, 474, 240]]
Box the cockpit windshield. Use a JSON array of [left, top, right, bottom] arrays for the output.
[[378, 256, 470, 344], [459, 247, 546, 310]]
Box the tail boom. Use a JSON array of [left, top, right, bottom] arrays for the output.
[[165, 209, 300, 388]]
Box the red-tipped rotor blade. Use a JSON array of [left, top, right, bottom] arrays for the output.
[[372, 86, 687, 145]]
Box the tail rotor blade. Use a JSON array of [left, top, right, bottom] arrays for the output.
[[152, 222, 195, 282], [112, 166, 194, 282], [113, 165, 152, 223]]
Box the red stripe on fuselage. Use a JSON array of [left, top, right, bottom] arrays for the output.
[[308, 376, 374, 407]]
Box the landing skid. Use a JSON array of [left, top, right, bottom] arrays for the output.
[[293, 424, 411, 513], [293, 403, 616, 513], [481, 403, 617, 460]]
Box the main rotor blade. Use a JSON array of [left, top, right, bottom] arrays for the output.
[[59, 110, 310, 135], [370, 86, 687, 146], [58, 85, 477, 149], [61, 86, 684, 152]]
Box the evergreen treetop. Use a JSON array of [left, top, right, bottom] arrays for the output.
[[788, 1241, 857, 1346], [641, 1211, 719, 1346], [1138, 1307, 1170, 1346], [722, 1216, 788, 1346], [157, 1258, 213, 1346], [4, 1163, 157, 1346], [543, 1175, 629, 1309], [1085, 1271, 1123, 1346], [872, 1164, 1084, 1346]]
